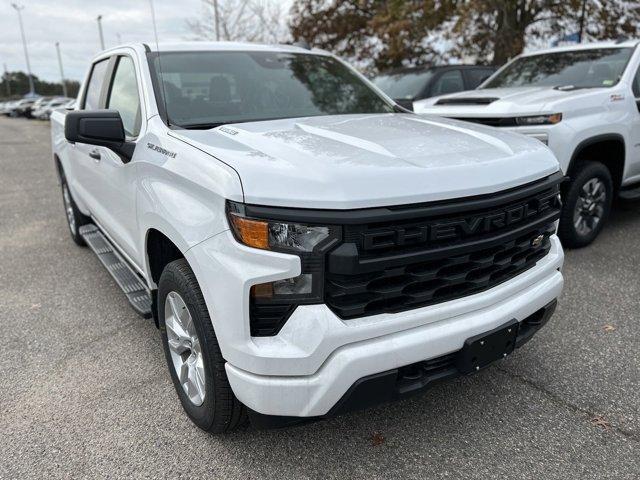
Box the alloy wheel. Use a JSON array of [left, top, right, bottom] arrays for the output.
[[573, 177, 606, 237], [164, 291, 206, 406]]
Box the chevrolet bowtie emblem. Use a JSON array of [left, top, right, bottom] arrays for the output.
[[531, 234, 544, 248]]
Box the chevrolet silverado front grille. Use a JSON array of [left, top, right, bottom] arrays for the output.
[[324, 172, 563, 319], [325, 226, 554, 318]]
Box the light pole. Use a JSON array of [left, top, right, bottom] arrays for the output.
[[55, 42, 68, 98], [11, 2, 35, 95], [97, 15, 105, 50], [213, 0, 220, 41]]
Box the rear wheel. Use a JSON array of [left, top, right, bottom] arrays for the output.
[[559, 161, 612, 248], [158, 259, 247, 433], [59, 168, 90, 246]]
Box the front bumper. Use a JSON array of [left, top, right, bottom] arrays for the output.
[[187, 232, 563, 418], [249, 299, 557, 428]]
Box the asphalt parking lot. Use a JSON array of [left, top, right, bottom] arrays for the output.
[[1, 116, 639, 479]]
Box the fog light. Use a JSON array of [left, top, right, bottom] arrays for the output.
[[273, 274, 313, 295], [251, 274, 314, 298]]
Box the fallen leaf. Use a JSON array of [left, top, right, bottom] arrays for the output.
[[371, 432, 385, 446], [603, 325, 616, 332], [590, 415, 611, 431]]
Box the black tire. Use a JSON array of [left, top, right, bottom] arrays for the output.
[[59, 167, 90, 246], [558, 161, 613, 249], [158, 259, 247, 433]]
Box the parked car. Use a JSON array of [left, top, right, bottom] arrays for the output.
[[51, 42, 563, 433], [373, 65, 497, 110], [29, 96, 54, 115], [1, 100, 18, 116], [415, 40, 640, 248], [11, 97, 40, 117], [33, 97, 74, 120]]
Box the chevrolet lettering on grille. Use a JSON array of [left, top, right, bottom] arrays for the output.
[[362, 192, 559, 251]]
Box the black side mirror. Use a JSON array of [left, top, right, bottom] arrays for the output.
[[65, 109, 135, 162], [636, 99, 640, 114]]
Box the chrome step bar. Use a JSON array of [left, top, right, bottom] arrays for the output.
[[79, 224, 152, 318]]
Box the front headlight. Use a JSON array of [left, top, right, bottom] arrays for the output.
[[226, 201, 340, 336], [227, 204, 331, 253], [515, 113, 562, 126]]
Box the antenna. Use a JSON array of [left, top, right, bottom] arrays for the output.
[[148, 0, 170, 126]]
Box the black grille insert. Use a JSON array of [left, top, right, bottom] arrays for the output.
[[324, 174, 562, 319], [326, 228, 554, 319]]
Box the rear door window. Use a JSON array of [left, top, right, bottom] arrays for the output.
[[83, 59, 110, 110]]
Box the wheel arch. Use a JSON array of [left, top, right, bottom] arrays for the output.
[[144, 228, 187, 326], [145, 228, 185, 286], [566, 134, 625, 192]]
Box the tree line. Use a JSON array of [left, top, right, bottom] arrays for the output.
[[5, 0, 638, 99], [0, 71, 80, 100], [289, 0, 640, 72]]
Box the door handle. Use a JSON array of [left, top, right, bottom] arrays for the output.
[[89, 149, 101, 161]]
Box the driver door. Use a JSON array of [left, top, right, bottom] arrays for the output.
[[88, 55, 144, 267]]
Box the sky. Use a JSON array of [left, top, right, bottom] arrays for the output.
[[0, 0, 254, 83]]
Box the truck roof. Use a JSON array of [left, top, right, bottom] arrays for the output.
[[521, 39, 639, 57], [102, 41, 328, 56]]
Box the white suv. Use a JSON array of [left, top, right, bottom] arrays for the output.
[[415, 40, 640, 247], [51, 42, 564, 432]]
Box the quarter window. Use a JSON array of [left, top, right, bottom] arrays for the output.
[[83, 59, 109, 110], [107, 56, 142, 137]]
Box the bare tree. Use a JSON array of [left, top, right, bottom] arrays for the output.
[[187, 0, 290, 44]]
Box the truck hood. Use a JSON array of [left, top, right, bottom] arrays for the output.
[[413, 86, 610, 116], [172, 113, 559, 209]]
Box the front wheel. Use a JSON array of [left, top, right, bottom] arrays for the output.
[[558, 161, 613, 248], [158, 259, 247, 433]]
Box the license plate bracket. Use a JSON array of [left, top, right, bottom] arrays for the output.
[[456, 319, 519, 374]]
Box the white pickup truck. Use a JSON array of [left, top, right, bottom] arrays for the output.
[[415, 40, 640, 248], [50, 42, 564, 433]]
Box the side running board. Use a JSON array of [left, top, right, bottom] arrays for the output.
[[618, 183, 640, 201], [79, 224, 152, 318]]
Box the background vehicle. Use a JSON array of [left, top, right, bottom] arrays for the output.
[[32, 97, 73, 119], [28, 96, 53, 117], [414, 40, 640, 248], [51, 42, 563, 433], [10, 97, 39, 117], [373, 65, 496, 110]]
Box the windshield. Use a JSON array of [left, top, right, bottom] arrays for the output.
[[483, 48, 633, 89], [149, 51, 394, 128], [373, 70, 434, 99]]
